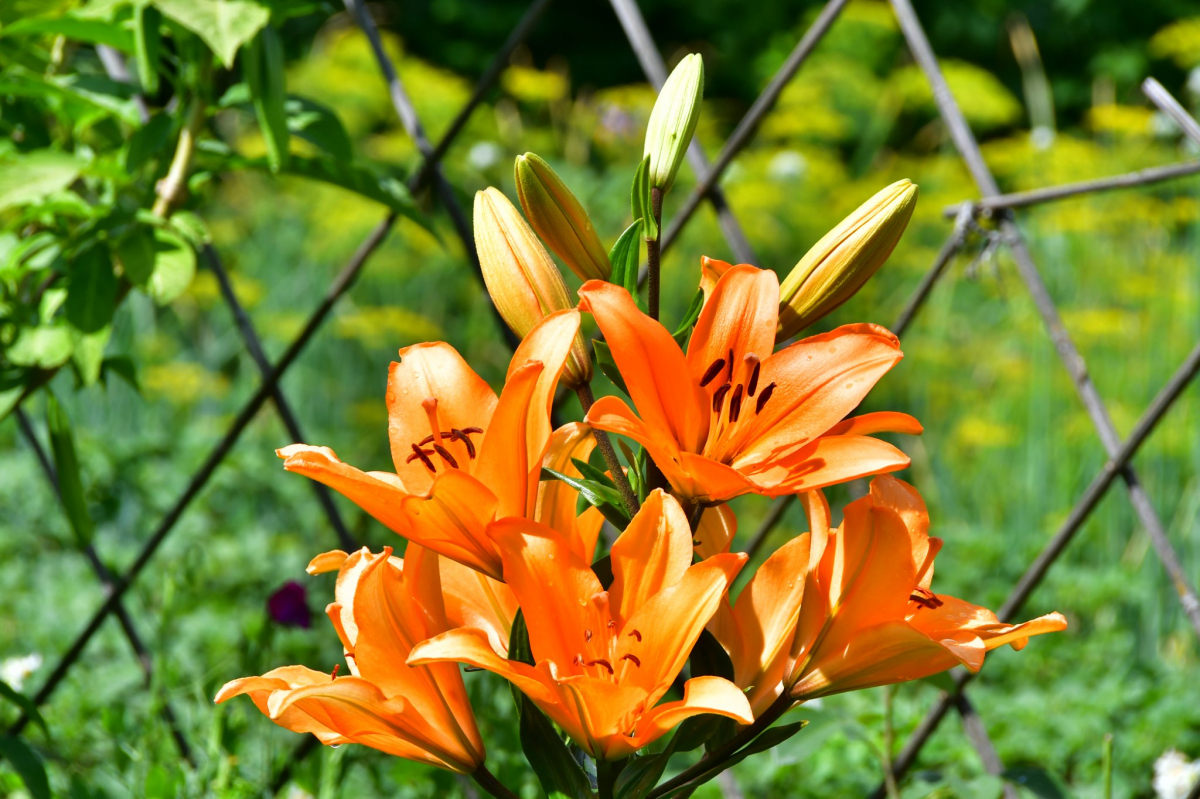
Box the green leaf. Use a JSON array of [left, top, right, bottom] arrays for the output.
[[614, 751, 672, 799], [542, 467, 631, 529], [616, 439, 642, 500], [72, 325, 112, 387], [116, 226, 196, 305], [0, 150, 84, 213], [154, 0, 270, 68], [592, 339, 629, 397], [630, 155, 658, 242], [672, 289, 704, 347], [571, 457, 617, 490], [244, 25, 289, 171], [591, 555, 614, 589], [125, 113, 173, 173], [7, 326, 73, 369], [508, 613, 593, 799], [47, 74, 141, 125], [670, 631, 736, 753], [46, 391, 94, 548], [0, 682, 47, 735], [736, 720, 807, 759], [66, 244, 118, 335], [99, 356, 141, 394], [286, 97, 353, 162], [0, 735, 49, 799], [0, 14, 134, 52], [608, 219, 643, 307], [134, 4, 162, 95], [1002, 766, 1068, 799]]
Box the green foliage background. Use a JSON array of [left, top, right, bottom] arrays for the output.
[[2, 0, 1200, 796]]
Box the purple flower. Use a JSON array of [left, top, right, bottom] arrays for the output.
[[267, 581, 311, 629]]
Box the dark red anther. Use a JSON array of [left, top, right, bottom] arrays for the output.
[[747, 361, 761, 396], [586, 658, 614, 674], [726, 348, 734, 381], [755, 382, 776, 414], [417, 434, 437, 446], [607, 620, 616, 629], [728, 384, 745, 423], [712, 383, 732, 413], [461, 426, 484, 435], [700, 358, 726, 388], [621, 654, 642, 668], [584, 629, 593, 643], [628, 629, 642, 642], [451, 429, 477, 459], [909, 587, 944, 610], [330, 664, 340, 680], [432, 444, 459, 469], [408, 443, 437, 472]]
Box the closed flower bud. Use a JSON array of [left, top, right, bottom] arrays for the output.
[[644, 53, 704, 193], [777, 179, 918, 341], [515, 153, 611, 282], [473, 188, 593, 387]]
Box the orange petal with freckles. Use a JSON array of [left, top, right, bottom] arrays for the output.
[[625, 676, 754, 753], [729, 324, 904, 466], [751, 435, 911, 496], [608, 490, 694, 624], [386, 342, 497, 493], [278, 444, 415, 537], [438, 556, 518, 657], [578, 280, 708, 453], [686, 265, 779, 393], [824, 411, 923, 437]]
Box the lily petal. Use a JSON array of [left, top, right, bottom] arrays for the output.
[[438, 556, 518, 657], [578, 280, 708, 453], [609, 490, 693, 624], [627, 675, 754, 752], [695, 504, 737, 560], [386, 342, 498, 492], [686, 265, 779, 394], [277, 445, 414, 539], [408, 627, 562, 711], [751, 435, 911, 496], [538, 422, 601, 560]]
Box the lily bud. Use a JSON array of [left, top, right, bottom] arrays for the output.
[[515, 153, 611, 282], [473, 188, 593, 387], [644, 53, 704, 192], [777, 179, 918, 341]]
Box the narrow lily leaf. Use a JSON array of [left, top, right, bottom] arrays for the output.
[[615, 439, 643, 500], [134, 4, 162, 95], [608, 219, 643, 308], [631, 155, 658, 242], [668, 721, 808, 797], [0, 735, 49, 799], [542, 467, 631, 529], [0, 682, 47, 735], [614, 750, 673, 799], [46, 391, 94, 548], [571, 457, 617, 490], [244, 25, 289, 172], [672, 288, 704, 347], [671, 630, 736, 752], [508, 613, 593, 799], [592, 339, 629, 397]]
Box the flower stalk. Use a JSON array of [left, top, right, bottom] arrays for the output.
[[646, 187, 664, 320], [575, 383, 641, 518]]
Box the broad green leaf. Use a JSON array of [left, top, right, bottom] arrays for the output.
[[125, 113, 173, 173], [0, 682, 47, 735], [116, 226, 196, 305], [614, 751, 672, 799], [244, 25, 289, 171], [66, 244, 118, 334], [0, 150, 84, 213], [286, 97, 353, 162], [630, 155, 657, 242], [672, 288, 703, 347], [134, 4, 163, 95], [46, 391, 95, 548], [542, 466, 631, 529], [1002, 766, 1068, 799], [507, 613, 593, 799], [7, 326, 73, 369], [154, 0, 270, 68], [571, 457, 618, 490], [0, 14, 135, 52], [99, 356, 141, 393], [72, 325, 112, 386], [592, 339, 629, 397], [47, 74, 141, 125], [0, 735, 49, 799], [735, 720, 807, 758]]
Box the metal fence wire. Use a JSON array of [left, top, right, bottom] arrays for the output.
[[11, 0, 1200, 793]]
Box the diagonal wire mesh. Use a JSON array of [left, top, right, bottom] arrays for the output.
[[9, 0, 1200, 794]]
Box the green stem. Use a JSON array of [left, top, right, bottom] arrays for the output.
[[645, 692, 794, 799], [1101, 733, 1113, 799], [596, 757, 627, 799], [646, 187, 664, 320], [576, 383, 641, 519], [152, 95, 206, 218], [470, 764, 519, 799]]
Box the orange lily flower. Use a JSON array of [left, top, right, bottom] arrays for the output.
[[577, 264, 921, 505], [409, 489, 754, 760], [215, 545, 484, 772], [276, 310, 599, 580], [785, 475, 1068, 700]]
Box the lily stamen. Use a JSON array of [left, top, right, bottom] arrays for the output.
[[712, 383, 732, 413], [407, 443, 437, 473], [432, 444, 459, 469], [329, 664, 340, 680], [728, 384, 745, 423], [621, 654, 641, 668], [744, 354, 761, 396], [909, 587, 943, 610], [700, 358, 726, 387], [585, 658, 614, 675], [628, 629, 642, 642], [755, 382, 776, 414]]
